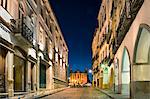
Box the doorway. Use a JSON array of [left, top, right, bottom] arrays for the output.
[[14, 55, 26, 91], [0, 47, 7, 92], [39, 63, 46, 88], [31, 62, 34, 90]]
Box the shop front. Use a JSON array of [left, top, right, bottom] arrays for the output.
[[14, 55, 26, 92], [13, 47, 28, 92]]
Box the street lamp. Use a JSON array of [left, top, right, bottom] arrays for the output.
[[88, 69, 92, 74]]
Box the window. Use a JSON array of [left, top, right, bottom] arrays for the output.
[[0, 0, 3, 6], [40, 8, 43, 18], [19, 2, 24, 19], [46, 17, 48, 27], [33, 0, 37, 4], [106, 47, 107, 57], [103, 51, 105, 59], [135, 25, 150, 64], [40, 0, 45, 19], [26, 2, 33, 17], [0, 0, 7, 10], [111, 1, 114, 17], [50, 25, 53, 33], [122, 48, 130, 72], [38, 26, 45, 47], [48, 40, 53, 59], [126, 0, 131, 18], [60, 59, 62, 66]]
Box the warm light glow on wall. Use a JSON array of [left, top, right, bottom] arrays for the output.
[[60, 59, 62, 66], [38, 52, 44, 60], [60, 53, 62, 58], [55, 47, 58, 52], [63, 63, 65, 69], [28, 48, 36, 59], [38, 27, 45, 51], [55, 53, 58, 62], [49, 61, 52, 66], [49, 50, 53, 60]]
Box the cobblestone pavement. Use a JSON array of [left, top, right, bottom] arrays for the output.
[[42, 87, 112, 99]]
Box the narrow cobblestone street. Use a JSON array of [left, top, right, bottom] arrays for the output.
[[42, 87, 111, 99]]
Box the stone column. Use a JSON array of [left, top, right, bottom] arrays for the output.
[[26, 61, 31, 92], [7, 51, 14, 97], [95, 75, 97, 87], [51, 65, 54, 89], [33, 64, 37, 91], [36, 57, 40, 90], [46, 65, 50, 89]]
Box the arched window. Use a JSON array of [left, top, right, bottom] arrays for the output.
[[121, 47, 130, 95], [122, 48, 130, 72], [134, 24, 150, 64]]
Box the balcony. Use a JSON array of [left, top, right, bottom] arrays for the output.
[[131, 0, 144, 18], [92, 52, 99, 65], [106, 29, 112, 44], [98, 34, 106, 49], [93, 66, 99, 74], [116, 0, 144, 52], [11, 16, 34, 46], [101, 54, 113, 66], [111, 38, 118, 54]]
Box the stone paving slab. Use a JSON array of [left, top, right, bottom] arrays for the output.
[[0, 87, 69, 99], [96, 88, 130, 99]]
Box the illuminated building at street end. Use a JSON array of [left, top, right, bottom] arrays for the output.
[[69, 71, 87, 86]]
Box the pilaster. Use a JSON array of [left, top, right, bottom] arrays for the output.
[[7, 51, 14, 97]]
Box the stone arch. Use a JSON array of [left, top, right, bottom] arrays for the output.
[[121, 47, 130, 96], [132, 23, 150, 98], [133, 24, 150, 64], [14, 46, 27, 59]]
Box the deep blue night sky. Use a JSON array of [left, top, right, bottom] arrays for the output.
[[50, 0, 101, 81]]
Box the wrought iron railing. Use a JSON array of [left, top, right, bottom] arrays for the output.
[[92, 52, 99, 66], [12, 16, 34, 45], [98, 34, 106, 49], [115, 0, 144, 54], [106, 29, 112, 44]]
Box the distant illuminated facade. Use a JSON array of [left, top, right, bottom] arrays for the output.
[[69, 71, 87, 86]]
